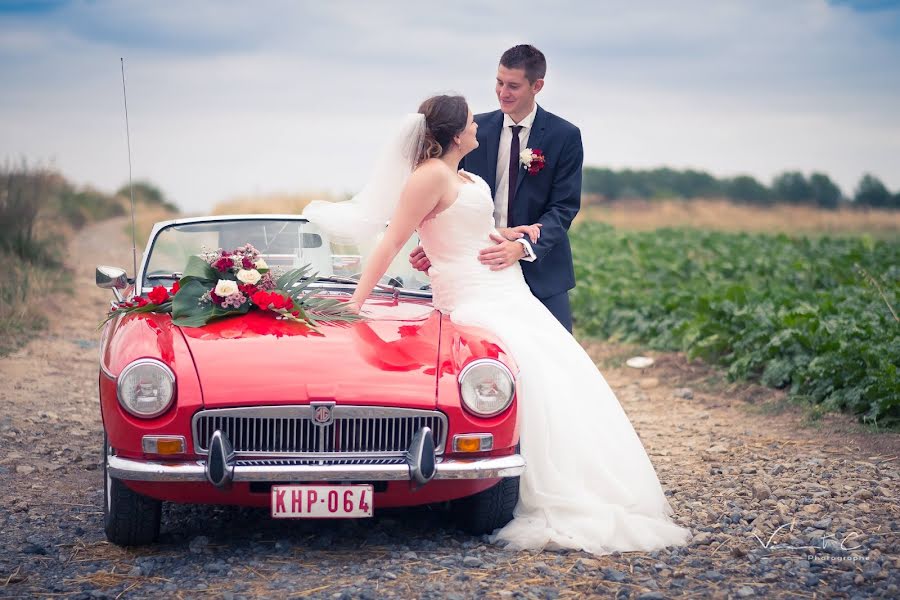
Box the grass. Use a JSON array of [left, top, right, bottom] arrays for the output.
[[578, 197, 900, 238], [123, 204, 181, 247], [0, 250, 70, 355], [0, 165, 177, 356]]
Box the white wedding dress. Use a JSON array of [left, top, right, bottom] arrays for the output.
[[416, 171, 693, 555]]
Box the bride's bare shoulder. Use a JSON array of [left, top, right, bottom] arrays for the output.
[[409, 160, 452, 186]]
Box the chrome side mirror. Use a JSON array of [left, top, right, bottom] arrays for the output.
[[96, 266, 128, 302]]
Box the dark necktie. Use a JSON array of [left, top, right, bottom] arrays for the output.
[[507, 125, 523, 224]]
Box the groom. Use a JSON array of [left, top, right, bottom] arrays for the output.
[[410, 44, 584, 331]]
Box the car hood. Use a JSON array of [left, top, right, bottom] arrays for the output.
[[178, 297, 442, 409]]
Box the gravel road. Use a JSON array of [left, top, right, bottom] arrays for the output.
[[1, 218, 898, 599]]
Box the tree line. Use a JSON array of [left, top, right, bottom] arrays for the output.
[[582, 167, 900, 209]]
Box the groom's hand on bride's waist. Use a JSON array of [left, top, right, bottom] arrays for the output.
[[479, 233, 527, 271], [409, 245, 431, 273]]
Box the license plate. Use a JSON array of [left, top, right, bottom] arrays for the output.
[[270, 484, 373, 518]]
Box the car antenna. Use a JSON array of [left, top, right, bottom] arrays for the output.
[[120, 57, 138, 284]]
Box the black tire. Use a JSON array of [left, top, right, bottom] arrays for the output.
[[452, 476, 519, 535], [103, 433, 162, 546]]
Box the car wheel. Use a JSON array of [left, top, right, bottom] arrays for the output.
[[103, 433, 162, 546], [452, 476, 519, 535]]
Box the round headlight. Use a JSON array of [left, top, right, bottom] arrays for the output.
[[117, 359, 176, 418], [459, 359, 515, 417]]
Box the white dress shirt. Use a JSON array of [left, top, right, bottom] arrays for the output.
[[493, 103, 538, 261]]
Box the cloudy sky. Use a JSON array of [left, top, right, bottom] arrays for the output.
[[2, 0, 899, 212]]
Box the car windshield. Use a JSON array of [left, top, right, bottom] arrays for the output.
[[141, 218, 430, 294]]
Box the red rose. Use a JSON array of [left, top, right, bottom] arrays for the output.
[[210, 291, 222, 304], [238, 283, 258, 296], [242, 257, 253, 269], [251, 290, 272, 308], [171, 280, 180, 294], [213, 257, 232, 272], [525, 148, 546, 176], [279, 294, 295, 310], [133, 296, 149, 307], [147, 285, 169, 305]]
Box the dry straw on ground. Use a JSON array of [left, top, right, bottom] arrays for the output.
[[579, 197, 900, 237], [211, 192, 346, 217], [212, 192, 900, 238]]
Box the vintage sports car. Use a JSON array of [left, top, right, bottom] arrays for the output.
[[96, 215, 524, 545]]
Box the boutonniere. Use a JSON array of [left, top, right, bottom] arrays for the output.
[[519, 148, 546, 175]]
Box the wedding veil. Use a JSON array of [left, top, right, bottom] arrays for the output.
[[302, 113, 426, 247]]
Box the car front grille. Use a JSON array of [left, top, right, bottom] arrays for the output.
[[192, 405, 447, 458]]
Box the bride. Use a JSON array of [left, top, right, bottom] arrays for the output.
[[304, 95, 692, 555]]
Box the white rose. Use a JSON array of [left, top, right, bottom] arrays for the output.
[[519, 149, 533, 166], [214, 279, 239, 297], [254, 258, 268, 270], [236, 269, 261, 285]]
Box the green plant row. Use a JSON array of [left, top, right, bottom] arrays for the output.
[[569, 223, 900, 425]]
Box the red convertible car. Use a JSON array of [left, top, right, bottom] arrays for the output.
[[96, 215, 524, 545]]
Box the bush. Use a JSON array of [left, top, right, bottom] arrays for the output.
[[582, 167, 873, 210], [724, 175, 772, 204], [771, 171, 813, 204], [55, 187, 126, 229], [116, 181, 179, 213], [809, 173, 842, 209], [0, 163, 62, 266], [854, 173, 896, 208]]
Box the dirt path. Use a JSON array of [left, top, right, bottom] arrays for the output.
[[1, 219, 898, 599]]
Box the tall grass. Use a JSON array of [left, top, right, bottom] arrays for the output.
[[211, 192, 346, 216], [579, 197, 900, 238], [0, 251, 69, 354], [0, 164, 63, 266], [0, 164, 154, 355]]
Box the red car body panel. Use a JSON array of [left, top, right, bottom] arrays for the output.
[[181, 298, 440, 409]]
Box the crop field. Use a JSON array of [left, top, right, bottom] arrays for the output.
[[569, 222, 900, 425]]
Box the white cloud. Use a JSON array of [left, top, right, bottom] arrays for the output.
[[1, 0, 899, 211]]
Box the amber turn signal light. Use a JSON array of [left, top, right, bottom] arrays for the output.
[[142, 436, 186, 455], [452, 434, 494, 453]]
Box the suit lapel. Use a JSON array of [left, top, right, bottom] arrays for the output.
[[513, 105, 546, 204], [482, 111, 503, 198]]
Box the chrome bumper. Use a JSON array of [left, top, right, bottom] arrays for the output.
[[107, 454, 525, 483]]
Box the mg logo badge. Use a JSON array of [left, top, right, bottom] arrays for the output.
[[311, 402, 334, 427]]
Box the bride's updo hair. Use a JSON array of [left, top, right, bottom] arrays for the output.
[[416, 95, 468, 166]]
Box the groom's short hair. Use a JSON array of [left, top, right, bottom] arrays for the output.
[[500, 45, 547, 84]]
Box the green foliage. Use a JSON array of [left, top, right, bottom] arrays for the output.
[[570, 223, 900, 425], [809, 173, 841, 209], [771, 171, 813, 204], [724, 175, 772, 204], [583, 167, 722, 200], [581, 167, 900, 211], [55, 187, 126, 228], [116, 180, 179, 213], [854, 173, 897, 208]]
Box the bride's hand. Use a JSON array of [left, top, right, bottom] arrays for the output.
[[500, 224, 542, 243], [344, 299, 363, 315]]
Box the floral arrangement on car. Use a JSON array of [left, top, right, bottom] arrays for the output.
[[105, 244, 360, 329]]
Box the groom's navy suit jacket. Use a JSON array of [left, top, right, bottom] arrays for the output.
[[462, 106, 584, 300]]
